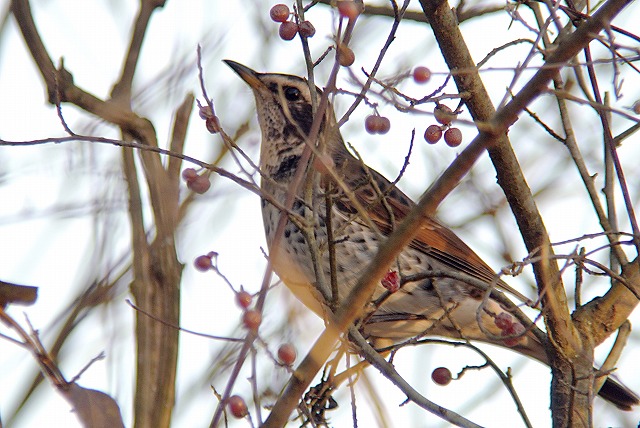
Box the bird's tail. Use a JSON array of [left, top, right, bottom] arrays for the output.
[[598, 376, 639, 411]]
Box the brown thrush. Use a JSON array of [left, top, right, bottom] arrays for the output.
[[224, 60, 638, 411]]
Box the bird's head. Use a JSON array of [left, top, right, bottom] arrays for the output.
[[225, 60, 343, 176]]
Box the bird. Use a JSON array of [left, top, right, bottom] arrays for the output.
[[224, 59, 639, 411]]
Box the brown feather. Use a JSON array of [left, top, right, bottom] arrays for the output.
[[337, 153, 531, 304]]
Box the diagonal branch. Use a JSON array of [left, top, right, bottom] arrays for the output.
[[420, 0, 635, 423], [264, 1, 633, 425]]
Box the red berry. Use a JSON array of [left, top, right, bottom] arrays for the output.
[[434, 104, 455, 125], [299, 21, 316, 38], [205, 115, 221, 134], [270, 4, 290, 23], [431, 367, 452, 386], [633, 100, 640, 114], [424, 124, 442, 144], [279, 21, 298, 41], [365, 115, 390, 135], [365, 115, 379, 134], [502, 322, 526, 347], [337, 1, 360, 20], [243, 309, 262, 331], [413, 66, 431, 83], [337, 45, 355, 67], [494, 312, 513, 330], [277, 343, 297, 365], [194, 254, 213, 272], [182, 168, 198, 182], [227, 395, 248, 418], [236, 291, 252, 309], [377, 116, 390, 134], [444, 127, 462, 147], [381, 271, 400, 293], [187, 175, 211, 194]]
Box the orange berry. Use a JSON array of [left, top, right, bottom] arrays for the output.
[[194, 254, 213, 272], [337, 1, 360, 20], [187, 175, 211, 194], [364, 115, 379, 134], [277, 343, 297, 365], [242, 309, 262, 331], [236, 291, 252, 309], [434, 104, 455, 125], [365, 115, 390, 134], [413, 66, 431, 83], [424, 124, 442, 144], [377, 116, 390, 134], [182, 168, 198, 182], [270, 4, 290, 23], [443, 127, 462, 147], [279, 21, 298, 40], [337, 45, 355, 67], [227, 395, 248, 418], [299, 21, 316, 38]]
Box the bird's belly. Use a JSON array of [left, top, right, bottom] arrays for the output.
[[261, 198, 503, 342], [266, 233, 326, 317]]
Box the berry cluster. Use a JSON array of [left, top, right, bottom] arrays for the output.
[[182, 168, 211, 194], [365, 114, 391, 135], [270, 4, 315, 40], [192, 253, 262, 331], [193, 255, 298, 418], [193, 244, 299, 422], [410, 66, 464, 147], [224, 341, 297, 419], [362, 67, 463, 144], [199, 104, 221, 134], [237, 289, 261, 331], [493, 312, 526, 347], [423, 104, 462, 147], [335, 2, 360, 66]]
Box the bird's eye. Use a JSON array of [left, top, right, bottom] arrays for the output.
[[284, 86, 301, 101]]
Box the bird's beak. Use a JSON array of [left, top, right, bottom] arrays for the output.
[[224, 60, 264, 91]]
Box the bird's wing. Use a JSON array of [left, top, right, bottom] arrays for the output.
[[337, 161, 530, 303]]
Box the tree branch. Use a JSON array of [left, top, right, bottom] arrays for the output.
[[418, 0, 633, 423]]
